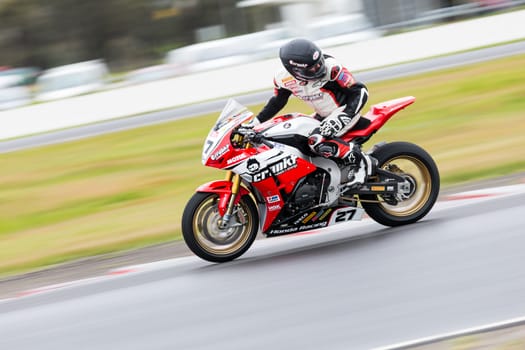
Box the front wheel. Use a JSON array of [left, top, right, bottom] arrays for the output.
[[361, 141, 440, 227], [181, 192, 259, 263]]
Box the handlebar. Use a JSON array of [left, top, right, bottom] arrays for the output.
[[235, 126, 274, 148]]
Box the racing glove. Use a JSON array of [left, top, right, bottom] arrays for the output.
[[241, 116, 261, 129], [319, 107, 355, 137]]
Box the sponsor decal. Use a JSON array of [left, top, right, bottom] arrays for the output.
[[337, 70, 355, 87], [313, 51, 320, 60], [300, 93, 323, 101], [294, 212, 310, 225], [247, 158, 261, 172], [266, 195, 280, 203], [318, 208, 332, 221], [283, 122, 291, 129], [269, 227, 298, 235], [282, 79, 302, 93], [268, 221, 328, 235], [251, 154, 298, 182], [302, 211, 317, 224], [268, 204, 282, 212], [300, 221, 328, 231], [283, 76, 295, 83], [284, 79, 297, 88], [211, 144, 229, 160], [311, 209, 326, 222], [227, 154, 248, 165], [312, 79, 328, 88], [371, 186, 385, 191], [289, 60, 308, 68]]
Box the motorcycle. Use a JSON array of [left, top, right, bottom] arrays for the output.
[[182, 96, 440, 262]]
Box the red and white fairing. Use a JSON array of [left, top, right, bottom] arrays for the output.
[[201, 100, 342, 231], [201, 100, 255, 169], [200, 97, 417, 233], [183, 95, 441, 263]]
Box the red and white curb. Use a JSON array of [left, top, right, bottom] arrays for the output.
[[0, 255, 202, 304], [0, 268, 140, 303], [440, 182, 525, 203], [2, 183, 525, 303]]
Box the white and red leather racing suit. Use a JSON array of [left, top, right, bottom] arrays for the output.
[[255, 55, 369, 160]]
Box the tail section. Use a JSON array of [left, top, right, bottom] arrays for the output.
[[343, 96, 415, 142], [369, 96, 415, 119]]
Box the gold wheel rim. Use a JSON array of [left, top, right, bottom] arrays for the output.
[[380, 156, 432, 217], [192, 195, 253, 255]]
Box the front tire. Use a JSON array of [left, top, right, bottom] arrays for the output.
[[181, 192, 259, 262], [361, 142, 440, 227]]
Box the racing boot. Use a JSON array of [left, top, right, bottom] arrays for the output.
[[308, 134, 374, 188], [344, 144, 374, 188]]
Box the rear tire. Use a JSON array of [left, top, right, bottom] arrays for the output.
[[361, 142, 440, 227], [181, 192, 259, 262]]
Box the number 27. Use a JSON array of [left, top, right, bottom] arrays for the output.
[[335, 209, 356, 222]]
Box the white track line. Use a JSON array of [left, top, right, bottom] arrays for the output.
[[373, 316, 525, 350]]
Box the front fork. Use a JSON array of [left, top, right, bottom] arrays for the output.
[[219, 140, 252, 229], [218, 170, 241, 229]]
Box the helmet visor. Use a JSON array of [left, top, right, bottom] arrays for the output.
[[291, 58, 326, 81]]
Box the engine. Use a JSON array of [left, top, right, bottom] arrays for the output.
[[284, 170, 330, 216]]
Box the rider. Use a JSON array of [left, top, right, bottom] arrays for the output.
[[248, 38, 373, 187]]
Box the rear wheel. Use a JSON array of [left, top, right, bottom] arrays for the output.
[[182, 192, 259, 262], [361, 142, 440, 227]]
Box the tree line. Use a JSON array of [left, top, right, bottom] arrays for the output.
[[0, 0, 252, 72]]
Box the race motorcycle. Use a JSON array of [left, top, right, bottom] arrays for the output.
[[182, 97, 440, 262]]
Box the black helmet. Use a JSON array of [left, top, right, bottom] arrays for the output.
[[279, 38, 326, 81]]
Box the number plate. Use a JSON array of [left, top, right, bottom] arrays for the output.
[[329, 207, 365, 225]]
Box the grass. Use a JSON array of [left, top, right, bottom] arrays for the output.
[[0, 54, 524, 277]]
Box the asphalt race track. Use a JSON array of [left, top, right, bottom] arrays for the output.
[[0, 185, 524, 350]]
